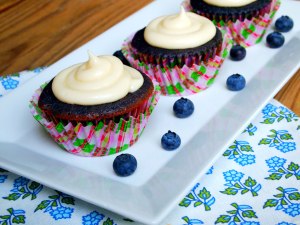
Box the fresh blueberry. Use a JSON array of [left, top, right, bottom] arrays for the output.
[[113, 153, 137, 177], [275, 16, 293, 32], [113, 50, 130, 66], [226, 74, 246, 91], [266, 32, 285, 48], [230, 45, 246, 61], [161, 131, 181, 151], [173, 97, 194, 118]]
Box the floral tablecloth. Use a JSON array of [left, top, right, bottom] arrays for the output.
[[0, 69, 299, 225]]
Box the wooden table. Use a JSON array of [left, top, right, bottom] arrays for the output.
[[0, 0, 299, 114]]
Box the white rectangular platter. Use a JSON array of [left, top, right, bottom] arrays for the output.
[[0, 0, 300, 224]]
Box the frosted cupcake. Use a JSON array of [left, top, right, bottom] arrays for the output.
[[122, 7, 232, 96], [183, 0, 280, 47], [29, 52, 159, 157]]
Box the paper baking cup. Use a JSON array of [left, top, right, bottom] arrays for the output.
[[122, 32, 232, 96], [29, 84, 160, 157], [183, 0, 280, 47]]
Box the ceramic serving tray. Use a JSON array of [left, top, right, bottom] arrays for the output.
[[0, 0, 300, 224]]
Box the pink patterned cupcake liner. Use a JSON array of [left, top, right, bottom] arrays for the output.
[[122, 32, 232, 96], [183, 0, 281, 47], [29, 83, 160, 157]]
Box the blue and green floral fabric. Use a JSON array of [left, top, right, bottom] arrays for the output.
[[0, 70, 299, 224]]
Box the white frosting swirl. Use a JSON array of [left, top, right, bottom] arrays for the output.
[[52, 52, 144, 105], [144, 7, 216, 49], [203, 0, 256, 7]]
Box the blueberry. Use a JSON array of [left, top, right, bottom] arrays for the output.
[[266, 32, 285, 48], [173, 97, 194, 118], [113, 50, 130, 66], [230, 45, 246, 61], [113, 153, 137, 177], [226, 74, 246, 91], [275, 16, 293, 32], [161, 131, 181, 151]]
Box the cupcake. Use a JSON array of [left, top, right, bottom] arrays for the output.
[[183, 0, 281, 47], [29, 52, 159, 157], [122, 7, 232, 96]]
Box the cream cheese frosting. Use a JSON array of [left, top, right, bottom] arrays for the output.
[[203, 0, 256, 7], [144, 7, 216, 49], [52, 51, 144, 105]]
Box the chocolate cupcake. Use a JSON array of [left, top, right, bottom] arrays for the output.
[[183, 0, 281, 47], [29, 52, 159, 157], [122, 7, 232, 96]]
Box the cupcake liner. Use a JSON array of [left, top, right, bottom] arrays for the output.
[[183, 0, 281, 47], [122, 32, 232, 96], [29, 83, 160, 157]]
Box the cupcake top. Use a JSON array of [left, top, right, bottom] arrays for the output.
[[203, 0, 256, 7], [190, 0, 272, 23], [52, 52, 144, 105], [144, 7, 216, 49]]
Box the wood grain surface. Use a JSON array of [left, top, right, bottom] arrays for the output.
[[0, 0, 299, 114]]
